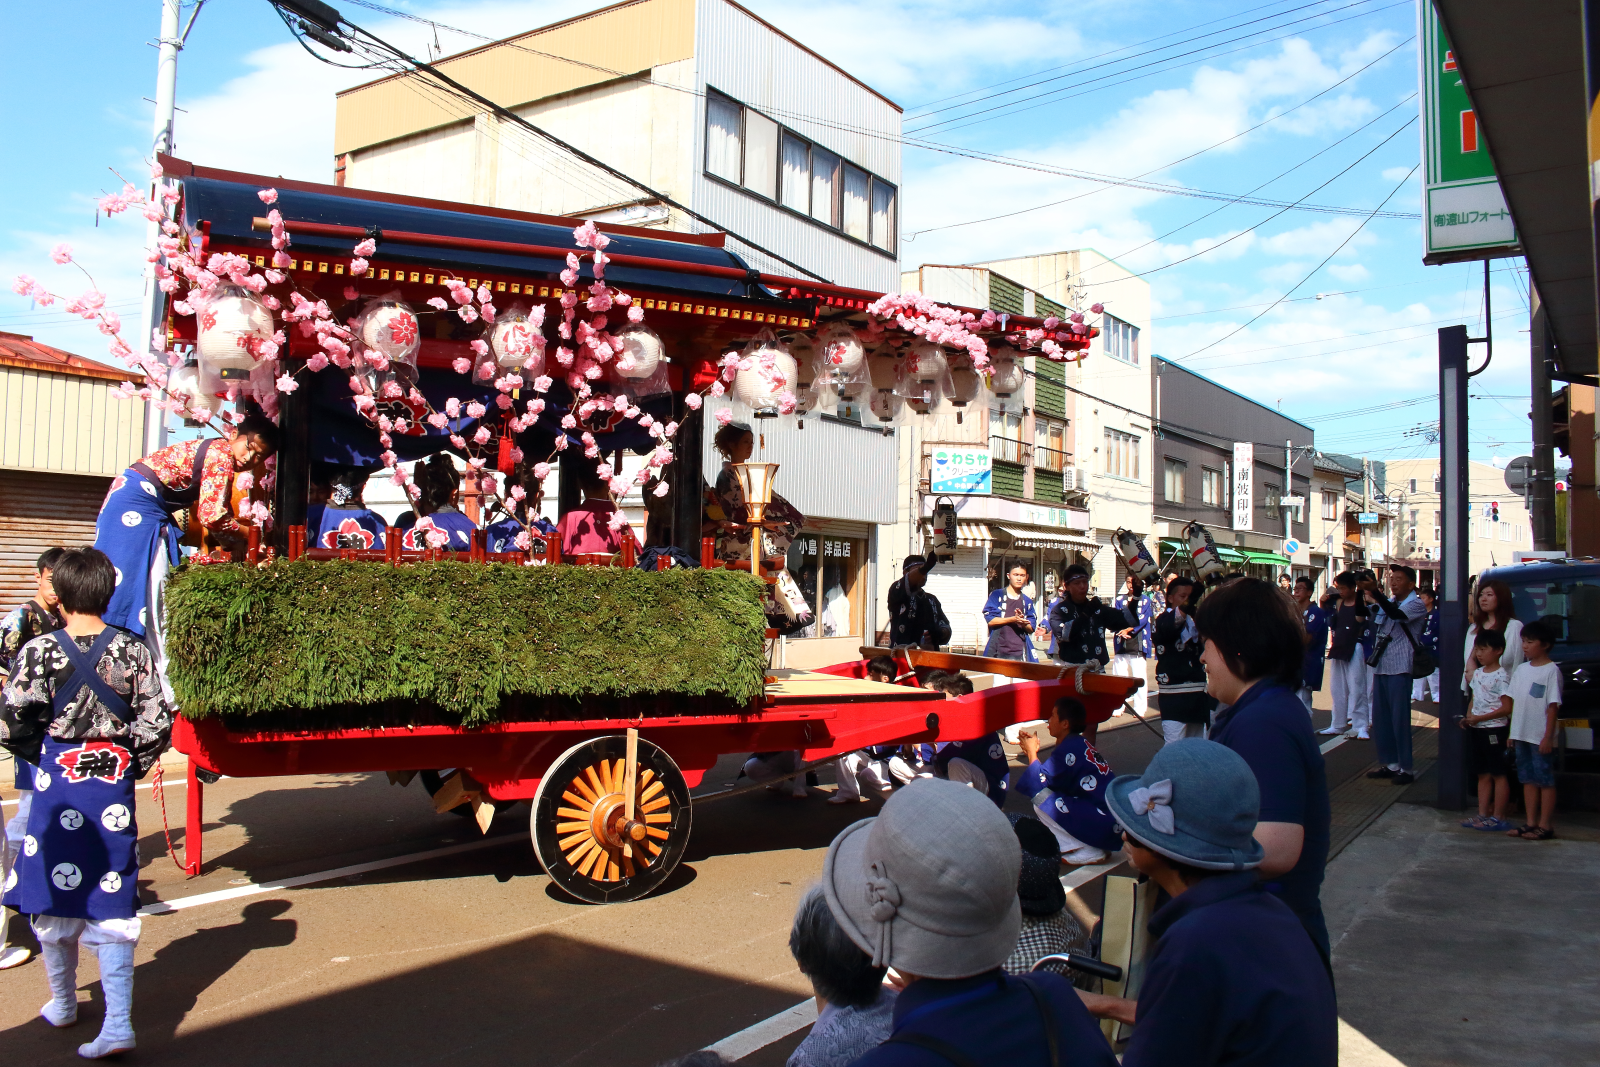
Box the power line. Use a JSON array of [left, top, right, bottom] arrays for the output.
[[905, 36, 1413, 241], [1176, 163, 1417, 360], [912, 0, 1403, 135]]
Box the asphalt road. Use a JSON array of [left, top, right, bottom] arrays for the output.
[[0, 694, 1390, 1066]]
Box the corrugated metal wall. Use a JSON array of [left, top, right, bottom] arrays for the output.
[[0, 367, 146, 477], [692, 0, 902, 290], [0, 470, 108, 613], [701, 404, 897, 523]]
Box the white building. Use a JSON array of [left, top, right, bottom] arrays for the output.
[[334, 0, 901, 291], [1384, 457, 1534, 580]]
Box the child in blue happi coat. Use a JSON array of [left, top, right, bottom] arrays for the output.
[[484, 463, 557, 554], [0, 548, 174, 1059], [927, 673, 1009, 807], [1017, 696, 1120, 865]]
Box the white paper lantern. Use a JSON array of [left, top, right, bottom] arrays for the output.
[[868, 388, 905, 426], [196, 287, 273, 382], [902, 342, 952, 411], [614, 324, 664, 379], [492, 311, 545, 373], [816, 322, 864, 376], [733, 332, 797, 417], [947, 354, 983, 407], [356, 300, 422, 370], [867, 348, 902, 393], [987, 345, 1025, 397], [166, 360, 205, 423]]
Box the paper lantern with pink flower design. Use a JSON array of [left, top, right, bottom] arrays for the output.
[[613, 324, 664, 379], [492, 308, 546, 374], [356, 300, 422, 371]]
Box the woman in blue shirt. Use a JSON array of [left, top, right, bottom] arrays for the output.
[[1015, 697, 1120, 864], [1195, 578, 1333, 964], [982, 562, 1037, 661]]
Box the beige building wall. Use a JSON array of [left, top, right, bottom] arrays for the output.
[[0, 366, 146, 477], [1385, 458, 1533, 577]]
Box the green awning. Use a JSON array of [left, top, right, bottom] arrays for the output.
[[1241, 550, 1291, 566], [1159, 538, 1246, 564]]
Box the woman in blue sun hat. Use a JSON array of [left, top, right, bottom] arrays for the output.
[[1077, 739, 1336, 1067]]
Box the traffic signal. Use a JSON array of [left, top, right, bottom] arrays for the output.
[[1490, 501, 1500, 523]]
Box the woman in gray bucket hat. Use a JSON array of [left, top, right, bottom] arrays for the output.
[[1084, 740, 1336, 1067], [821, 778, 1115, 1067]]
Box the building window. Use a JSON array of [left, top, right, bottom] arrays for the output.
[[1321, 490, 1339, 520], [1265, 482, 1281, 520], [705, 94, 743, 183], [990, 407, 1024, 464], [1434, 472, 1442, 493], [1433, 510, 1441, 541], [1409, 478, 1418, 493], [1163, 458, 1186, 503], [1103, 315, 1140, 365], [705, 90, 896, 251], [1104, 428, 1139, 480], [1202, 467, 1223, 506], [785, 535, 866, 638], [1034, 418, 1068, 471]]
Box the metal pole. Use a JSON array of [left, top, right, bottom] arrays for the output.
[[138, 0, 184, 459], [1438, 325, 1471, 809], [1529, 286, 1557, 549]]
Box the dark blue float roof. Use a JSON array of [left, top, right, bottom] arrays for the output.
[[176, 170, 758, 300]]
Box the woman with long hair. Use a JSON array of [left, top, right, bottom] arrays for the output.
[[1464, 578, 1523, 688]]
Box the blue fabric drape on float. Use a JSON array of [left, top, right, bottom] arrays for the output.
[[94, 470, 180, 639]]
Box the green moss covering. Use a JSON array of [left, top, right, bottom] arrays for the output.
[[164, 561, 770, 725]]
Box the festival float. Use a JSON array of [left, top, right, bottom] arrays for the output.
[[16, 156, 1137, 903]]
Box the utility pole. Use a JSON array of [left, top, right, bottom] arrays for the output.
[[137, 0, 189, 457], [1529, 287, 1557, 549], [1438, 325, 1471, 809], [1361, 457, 1370, 564]]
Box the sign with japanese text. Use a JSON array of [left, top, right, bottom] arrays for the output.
[[931, 447, 992, 495], [1233, 443, 1253, 531], [1419, 2, 1520, 264]]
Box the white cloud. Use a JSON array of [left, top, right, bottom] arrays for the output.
[[1326, 262, 1370, 282], [1381, 165, 1413, 182]]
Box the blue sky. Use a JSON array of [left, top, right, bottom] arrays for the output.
[[0, 0, 1536, 469]]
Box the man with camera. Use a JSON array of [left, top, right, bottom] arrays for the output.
[[1358, 565, 1430, 785]]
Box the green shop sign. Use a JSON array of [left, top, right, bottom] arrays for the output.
[[1419, 1, 1521, 264]]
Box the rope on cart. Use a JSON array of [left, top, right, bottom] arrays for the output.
[[150, 763, 190, 874]]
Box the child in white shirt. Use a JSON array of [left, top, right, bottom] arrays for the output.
[[1460, 629, 1513, 831], [1499, 622, 1563, 841]]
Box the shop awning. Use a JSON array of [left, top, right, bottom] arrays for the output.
[[1159, 538, 1246, 565], [991, 524, 1100, 553], [921, 520, 994, 547], [1241, 550, 1291, 566]]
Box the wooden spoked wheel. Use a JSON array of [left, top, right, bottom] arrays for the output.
[[531, 735, 691, 904]]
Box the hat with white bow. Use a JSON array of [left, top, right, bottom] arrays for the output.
[[1105, 739, 1265, 871], [822, 778, 1021, 979]]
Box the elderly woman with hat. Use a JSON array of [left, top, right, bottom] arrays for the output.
[[821, 779, 1115, 1067], [1082, 740, 1337, 1066]]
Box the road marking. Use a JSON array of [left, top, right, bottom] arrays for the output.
[[703, 998, 817, 1060], [138, 833, 521, 916], [4, 776, 189, 807]]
